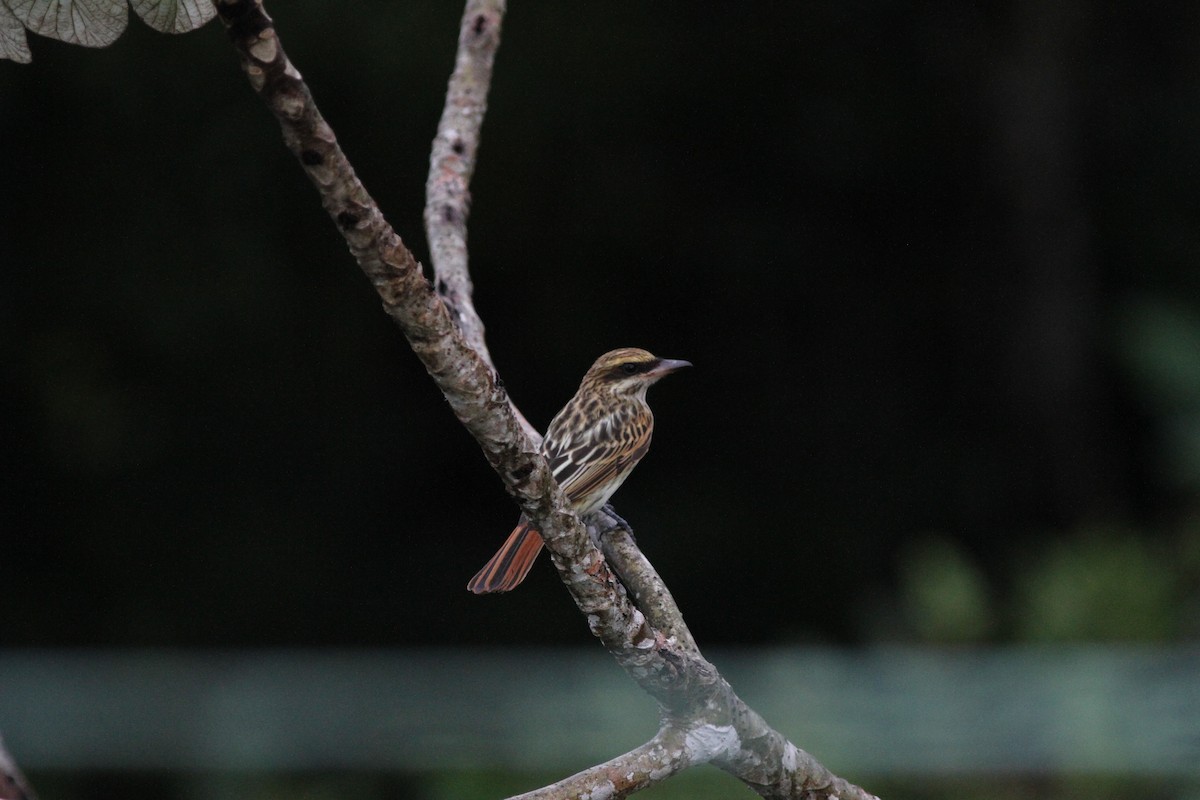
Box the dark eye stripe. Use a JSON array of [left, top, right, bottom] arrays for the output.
[[612, 359, 654, 378]]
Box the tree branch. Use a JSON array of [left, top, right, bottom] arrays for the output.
[[591, 511, 699, 657], [425, 0, 504, 369], [509, 728, 694, 800], [422, 0, 540, 443], [214, 2, 879, 798], [214, 0, 543, 507]]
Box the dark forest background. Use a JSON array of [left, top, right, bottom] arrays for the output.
[[3, 1, 1199, 651]]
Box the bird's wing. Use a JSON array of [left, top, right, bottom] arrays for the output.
[[544, 409, 651, 509]]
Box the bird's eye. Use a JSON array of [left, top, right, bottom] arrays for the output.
[[621, 362, 639, 375]]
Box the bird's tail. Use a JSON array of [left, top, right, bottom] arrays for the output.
[[467, 519, 545, 594]]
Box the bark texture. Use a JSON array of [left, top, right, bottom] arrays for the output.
[[425, 0, 503, 369]]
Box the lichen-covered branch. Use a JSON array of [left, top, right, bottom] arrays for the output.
[[591, 512, 699, 657], [422, 0, 539, 444], [509, 728, 694, 800], [214, 0, 541, 505], [719, 699, 877, 800], [213, 2, 878, 798], [212, 0, 664, 686], [425, 0, 504, 369]]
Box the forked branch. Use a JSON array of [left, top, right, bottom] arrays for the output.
[[214, 2, 879, 798]]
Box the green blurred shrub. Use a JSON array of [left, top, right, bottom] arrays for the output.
[[899, 537, 996, 643], [1013, 527, 1180, 642], [1117, 296, 1200, 491], [898, 524, 1199, 643]]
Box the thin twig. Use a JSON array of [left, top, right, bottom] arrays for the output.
[[423, 0, 540, 443], [510, 728, 694, 800], [425, 0, 505, 367]]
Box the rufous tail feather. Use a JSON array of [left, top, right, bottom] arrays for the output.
[[467, 519, 545, 594]]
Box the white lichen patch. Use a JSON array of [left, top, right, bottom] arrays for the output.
[[582, 780, 616, 800], [247, 65, 265, 91], [782, 741, 799, 772], [684, 723, 739, 761], [274, 92, 305, 119], [248, 35, 277, 63], [630, 608, 655, 649]]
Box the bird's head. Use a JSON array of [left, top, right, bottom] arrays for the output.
[[581, 348, 692, 397]]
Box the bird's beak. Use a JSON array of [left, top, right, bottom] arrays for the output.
[[647, 358, 692, 378]]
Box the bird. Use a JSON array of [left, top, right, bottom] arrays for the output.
[[468, 347, 691, 593]]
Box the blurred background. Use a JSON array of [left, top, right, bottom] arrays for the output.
[[2, 1, 1200, 798]]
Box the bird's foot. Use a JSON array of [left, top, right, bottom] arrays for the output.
[[601, 504, 636, 543]]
